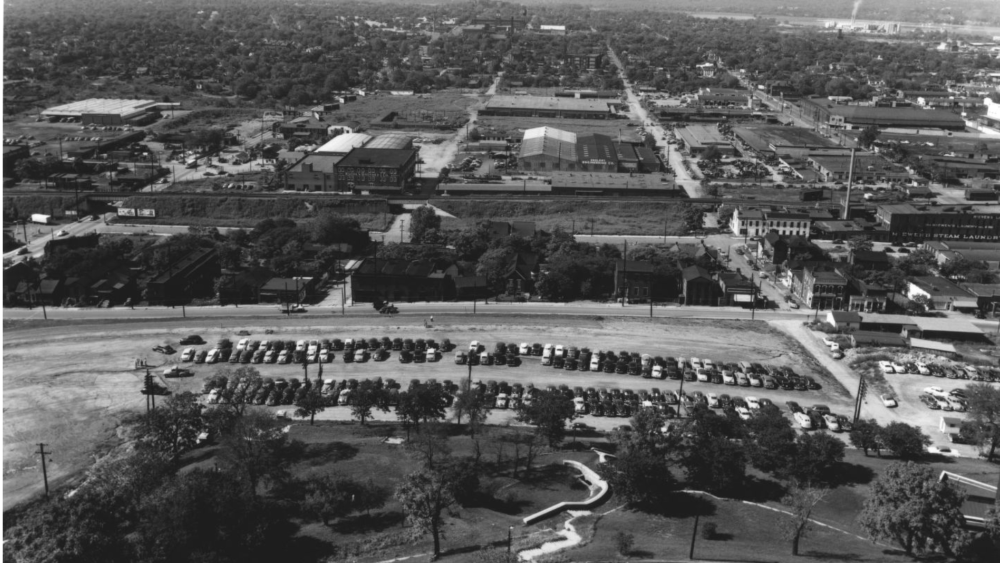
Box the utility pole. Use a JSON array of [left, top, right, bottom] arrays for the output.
[[751, 270, 757, 321], [853, 376, 867, 424], [36, 443, 52, 498], [621, 240, 627, 307]]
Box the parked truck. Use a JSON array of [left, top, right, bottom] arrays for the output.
[[30, 214, 53, 225]]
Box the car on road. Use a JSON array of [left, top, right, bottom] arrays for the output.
[[55, 230, 69, 237], [880, 394, 898, 408]]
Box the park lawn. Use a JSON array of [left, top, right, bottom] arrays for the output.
[[436, 200, 691, 236], [563, 497, 911, 563]]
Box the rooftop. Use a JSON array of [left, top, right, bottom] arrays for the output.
[[549, 172, 671, 191], [520, 127, 577, 160], [42, 98, 159, 117], [364, 134, 413, 150], [910, 275, 974, 298], [314, 133, 372, 155], [288, 153, 343, 173], [337, 147, 416, 168], [676, 124, 730, 147]]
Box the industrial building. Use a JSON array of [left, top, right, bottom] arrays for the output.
[[807, 154, 910, 183], [675, 125, 735, 156], [875, 203, 1000, 242], [518, 127, 579, 172], [481, 95, 614, 119], [798, 97, 966, 131], [41, 98, 172, 125], [549, 172, 682, 196], [363, 133, 414, 150], [333, 147, 418, 194], [733, 125, 843, 157], [730, 207, 812, 238], [313, 133, 373, 156], [284, 154, 344, 192]]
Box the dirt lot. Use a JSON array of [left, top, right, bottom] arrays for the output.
[[435, 200, 692, 236], [3, 315, 846, 509]]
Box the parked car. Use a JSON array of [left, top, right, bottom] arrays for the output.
[[180, 348, 196, 362]]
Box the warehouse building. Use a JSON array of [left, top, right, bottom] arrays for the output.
[[808, 154, 910, 183], [675, 125, 735, 156], [798, 97, 966, 131], [284, 154, 343, 192], [364, 133, 414, 150], [481, 95, 614, 119], [314, 133, 372, 156], [733, 125, 844, 157], [549, 172, 683, 196], [518, 127, 579, 172], [875, 203, 1000, 241], [334, 147, 418, 194], [41, 98, 172, 125]]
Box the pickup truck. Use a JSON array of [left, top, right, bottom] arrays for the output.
[[163, 365, 193, 378]]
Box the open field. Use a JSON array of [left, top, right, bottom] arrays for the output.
[[314, 90, 480, 130], [114, 194, 392, 231], [3, 316, 843, 509], [475, 115, 633, 138], [435, 200, 692, 236]]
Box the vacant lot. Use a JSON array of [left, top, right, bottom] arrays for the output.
[[115, 194, 393, 231], [475, 115, 631, 138], [435, 200, 692, 236], [319, 90, 480, 129], [3, 316, 842, 509]]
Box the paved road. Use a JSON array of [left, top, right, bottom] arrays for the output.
[[4, 301, 812, 322]]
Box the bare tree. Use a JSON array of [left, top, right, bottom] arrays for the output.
[[779, 484, 828, 555], [407, 422, 452, 469]]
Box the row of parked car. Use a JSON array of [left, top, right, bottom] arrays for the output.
[[462, 341, 821, 392], [880, 359, 1000, 382], [919, 386, 969, 412], [180, 336, 457, 367]]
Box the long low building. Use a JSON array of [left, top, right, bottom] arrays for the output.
[[675, 124, 735, 156], [481, 95, 615, 119], [549, 172, 684, 196], [41, 98, 174, 125], [799, 97, 966, 131], [733, 125, 844, 157]]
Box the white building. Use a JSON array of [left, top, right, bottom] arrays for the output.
[[730, 207, 812, 238]]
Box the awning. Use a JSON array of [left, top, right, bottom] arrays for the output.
[[734, 294, 753, 303], [951, 300, 979, 309]]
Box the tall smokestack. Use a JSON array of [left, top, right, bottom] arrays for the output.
[[851, 0, 862, 27], [842, 148, 856, 220]]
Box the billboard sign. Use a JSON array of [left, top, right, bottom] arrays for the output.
[[117, 208, 136, 217], [137, 209, 156, 218]]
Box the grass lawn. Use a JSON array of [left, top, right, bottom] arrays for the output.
[[321, 90, 480, 129], [435, 200, 691, 236]]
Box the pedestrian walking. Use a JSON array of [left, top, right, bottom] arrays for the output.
[[430, 315, 434, 323]]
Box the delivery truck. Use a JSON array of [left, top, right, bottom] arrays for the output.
[[30, 214, 53, 225]]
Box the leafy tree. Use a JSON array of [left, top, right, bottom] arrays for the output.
[[217, 408, 292, 495], [599, 446, 675, 507], [409, 205, 441, 243], [849, 419, 883, 456], [294, 387, 327, 425], [680, 407, 746, 494], [779, 484, 829, 556], [145, 392, 205, 463], [312, 212, 368, 248], [303, 474, 387, 525], [858, 462, 969, 557], [476, 247, 515, 294], [80, 444, 173, 513], [214, 366, 264, 420], [848, 236, 874, 254], [745, 406, 797, 477], [349, 379, 388, 425], [452, 379, 488, 436], [701, 145, 722, 162], [789, 432, 845, 485], [964, 383, 1000, 462], [394, 468, 457, 560], [514, 389, 577, 447], [857, 125, 881, 149], [439, 457, 481, 507], [880, 421, 931, 460], [396, 382, 448, 432]]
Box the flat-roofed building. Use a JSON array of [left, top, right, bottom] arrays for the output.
[[733, 125, 844, 157], [41, 98, 171, 125], [808, 153, 909, 183], [549, 172, 683, 196], [365, 134, 414, 150], [675, 124, 735, 156], [907, 275, 974, 311], [876, 203, 1000, 241], [284, 154, 343, 192], [334, 147, 418, 194], [730, 207, 812, 237], [792, 266, 849, 310], [798, 97, 966, 131], [481, 95, 613, 119], [575, 133, 618, 172]]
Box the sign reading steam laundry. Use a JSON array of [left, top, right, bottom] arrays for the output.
[[117, 208, 136, 217], [138, 209, 156, 218]]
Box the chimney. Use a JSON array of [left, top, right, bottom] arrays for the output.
[[842, 148, 856, 220]]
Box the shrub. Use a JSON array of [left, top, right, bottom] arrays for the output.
[[701, 522, 718, 540], [615, 531, 635, 556]]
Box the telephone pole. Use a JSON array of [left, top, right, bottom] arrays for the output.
[[36, 443, 52, 498]]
